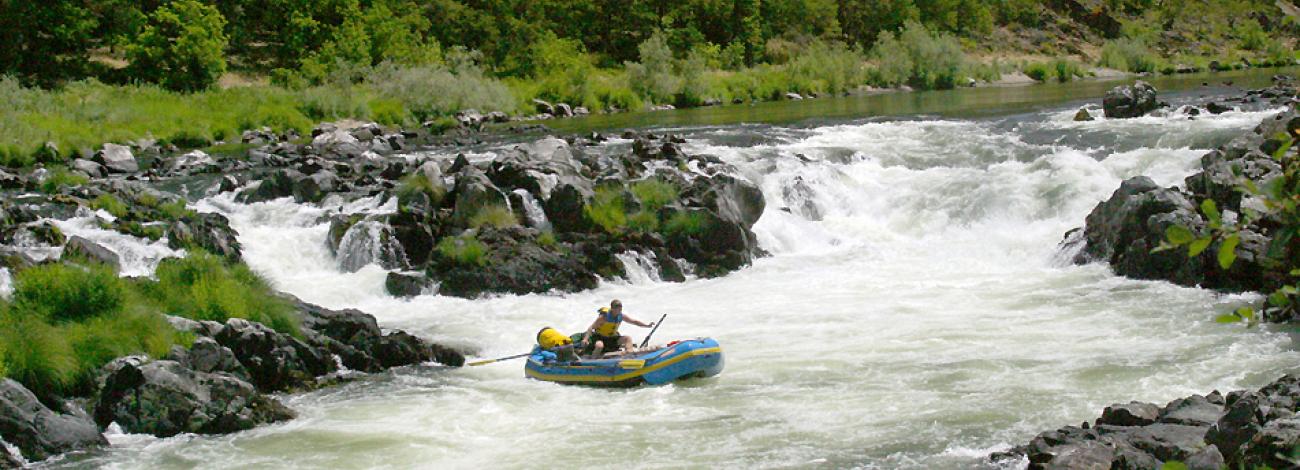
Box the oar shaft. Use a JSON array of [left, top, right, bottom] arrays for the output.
[[467, 343, 578, 366], [639, 314, 668, 348]]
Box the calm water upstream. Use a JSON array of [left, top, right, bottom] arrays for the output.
[[54, 67, 1300, 469]]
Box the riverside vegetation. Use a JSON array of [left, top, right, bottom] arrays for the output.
[[2, 0, 1299, 166]]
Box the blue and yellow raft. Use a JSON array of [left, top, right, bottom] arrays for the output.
[[525, 338, 724, 387]]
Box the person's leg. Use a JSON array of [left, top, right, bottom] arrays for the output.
[[618, 335, 634, 352], [592, 339, 606, 356]]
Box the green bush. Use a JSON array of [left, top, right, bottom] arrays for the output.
[[1024, 59, 1085, 83], [158, 199, 196, 221], [1099, 38, 1161, 73], [125, 0, 229, 91], [92, 194, 129, 218], [144, 252, 300, 336], [366, 61, 517, 121], [664, 211, 710, 236], [469, 205, 518, 229], [627, 210, 660, 233], [0, 313, 77, 394], [39, 167, 89, 194], [870, 22, 964, 90], [537, 230, 558, 248], [627, 31, 681, 106], [630, 179, 679, 210], [585, 186, 628, 234], [12, 263, 127, 323], [437, 235, 488, 266]]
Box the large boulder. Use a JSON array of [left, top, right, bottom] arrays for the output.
[[448, 168, 509, 227], [1103, 81, 1160, 118], [63, 235, 121, 271], [93, 144, 139, 174], [0, 379, 105, 462], [213, 319, 335, 392], [93, 357, 294, 438], [434, 228, 601, 298], [166, 212, 243, 262]]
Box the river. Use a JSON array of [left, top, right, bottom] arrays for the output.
[[59, 68, 1300, 469]]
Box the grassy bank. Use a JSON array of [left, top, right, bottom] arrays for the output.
[[0, 252, 297, 399]]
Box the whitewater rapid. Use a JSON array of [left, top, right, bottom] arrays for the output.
[[61, 100, 1300, 469]]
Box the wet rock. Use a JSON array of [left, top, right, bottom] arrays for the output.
[[385, 271, 430, 297], [63, 235, 121, 271], [1206, 392, 1265, 461], [1041, 440, 1113, 469], [1239, 417, 1300, 469], [171, 337, 248, 379], [449, 168, 509, 228], [1099, 402, 1160, 427], [554, 103, 573, 117], [1126, 423, 1207, 461], [1184, 444, 1225, 470], [71, 159, 105, 178], [1073, 108, 1095, 122], [1205, 101, 1233, 114], [166, 212, 243, 262], [93, 357, 294, 438], [0, 379, 105, 462], [1159, 395, 1224, 427], [0, 170, 21, 190], [1103, 81, 1159, 118], [214, 318, 335, 392], [434, 228, 601, 298], [93, 143, 139, 174]]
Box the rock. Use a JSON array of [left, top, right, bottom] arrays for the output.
[[784, 92, 804, 100], [1042, 440, 1114, 469], [1099, 402, 1160, 427], [93, 357, 294, 437], [532, 99, 555, 116], [385, 271, 430, 297], [1159, 395, 1224, 427], [1239, 418, 1300, 469], [486, 111, 509, 123], [237, 169, 329, 204], [71, 159, 104, 178], [0, 170, 21, 190], [214, 318, 335, 392], [449, 168, 508, 228], [1184, 444, 1225, 470], [169, 150, 217, 173], [1103, 81, 1159, 118], [434, 228, 601, 298], [93, 143, 139, 173], [166, 212, 243, 262], [455, 109, 485, 129], [176, 337, 248, 379], [554, 103, 573, 117], [0, 379, 105, 461], [1205, 102, 1233, 114], [1126, 423, 1207, 461], [1206, 392, 1264, 462], [573, 106, 590, 115], [1073, 108, 1095, 122], [63, 235, 121, 271], [543, 182, 593, 232]]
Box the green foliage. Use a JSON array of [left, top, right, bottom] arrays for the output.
[[627, 210, 660, 234], [40, 167, 89, 194], [366, 60, 518, 121], [0, 312, 78, 394], [126, 0, 229, 91], [870, 22, 964, 90], [664, 211, 710, 237], [468, 205, 518, 229], [585, 186, 628, 234], [1024, 59, 1085, 83], [627, 31, 681, 106], [395, 173, 445, 213], [12, 263, 126, 324], [437, 234, 488, 266], [157, 200, 195, 221], [1099, 38, 1161, 73], [630, 179, 680, 210], [144, 252, 300, 336], [537, 230, 558, 248], [92, 194, 129, 218]]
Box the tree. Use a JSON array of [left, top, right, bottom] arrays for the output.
[[0, 1, 98, 86], [127, 0, 229, 91]]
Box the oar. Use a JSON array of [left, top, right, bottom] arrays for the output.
[[639, 314, 668, 348], [467, 344, 576, 366]]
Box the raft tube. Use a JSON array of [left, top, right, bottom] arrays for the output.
[[525, 338, 723, 387]]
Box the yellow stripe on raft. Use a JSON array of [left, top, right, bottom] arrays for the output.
[[526, 347, 722, 383]]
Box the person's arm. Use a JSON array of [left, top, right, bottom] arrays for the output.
[[580, 318, 600, 344], [622, 314, 655, 328]]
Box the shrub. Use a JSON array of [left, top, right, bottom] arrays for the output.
[[1099, 38, 1161, 73], [437, 235, 488, 266], [537, 230, 557, 248], [145, 252, 300, 336], [1024, 59, 1085, 83], [39, 167, 89, 194], [469, 205, 518, 229], [627, 31, 681, 105], [12, 263, 126, 323], [870, 22, 964, 90], [630, 179, 679, 210], [664, 211, 710, 236], [627, 210, 660, 234], [62, 307, 175, 392], [585, 186, 628, 234], [125, 0, 229, 91], [366, 61, 517, 121], [0, 313, 77, 394], [92, 194, 129, 218]]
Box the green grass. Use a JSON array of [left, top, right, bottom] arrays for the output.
[[627, 210, 660, 234], [1024, 59, 1086, 83], [437, 234, 488, 266], [1099, 38, 1162, 73], [141, 251, 300, 337], [92, 193, 129, 218], [468, 205, 518, 229], [11, 263, 127, 323], [157, 199, 196, 221], [664, 211, 710, 237], [630, 179, 679, 210], [584, 186, 627, 234], [39, 166, 89, 194], [537, 230, 558, 248], [395, 173, 445, 214]]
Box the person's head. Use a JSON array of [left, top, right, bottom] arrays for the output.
[[610, 299, 622, 313]]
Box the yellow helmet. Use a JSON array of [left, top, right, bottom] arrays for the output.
[[598, 307, 610, 314]]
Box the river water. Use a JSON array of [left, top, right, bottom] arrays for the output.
[[61, 70, 1300, 469]]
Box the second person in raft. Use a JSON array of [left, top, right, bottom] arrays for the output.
[[578, 299, 655, 356]]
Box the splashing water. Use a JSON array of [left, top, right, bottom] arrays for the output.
[[63, 92, 1300, 469]]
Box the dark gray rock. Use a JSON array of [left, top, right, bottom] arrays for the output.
[[71, 159, 105, 178], [1099, 402, 1160, 427], [449, 168, 509, 228], [1126, 423, 1207, 462], [1205, 102, 1233, 114], [63, 235, 121, 271], [1207, 392, 1265, 460], [1159, 395, 1223, 427], [0, 379, 105, 462], [93, 357, 294, 438], [385, 271, 430, 297], [214, 318, 335, 392], [93, 143, 139, 174], [1239, 417, 1300, 469], [1103, 81, 1160, 118], [1184, 444, 1225, 470], [166, 212, 243, 262], [1073, 108, 1094, 122]]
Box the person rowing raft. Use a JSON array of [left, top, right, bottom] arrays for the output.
[[579, 299, 655, 356]]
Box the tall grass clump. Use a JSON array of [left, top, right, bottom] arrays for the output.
[[39, 167, 89, 194], [1024, 59, 1086, 83], [395, 172, 445, 213], [0, 262, 177, 398], [436, 234, 488, 266], [870, 21, 965, 90], [1099, 38, 1162, 73], [777, 40, 867, 96], [143, 251, 300, 336], [92, 193, 130, 218], [585, 186, 628, 234], [630, 179, 679, 210], [469, 205, 518, 229], [366, 59, 517, 122], [663, 211, 710, 237]]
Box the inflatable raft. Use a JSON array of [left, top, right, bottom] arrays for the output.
[[525, 338, 723, 387]]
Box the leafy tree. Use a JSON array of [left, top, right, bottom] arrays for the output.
[[0, 1, 99, 86], [127, 0, 230, 91]]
